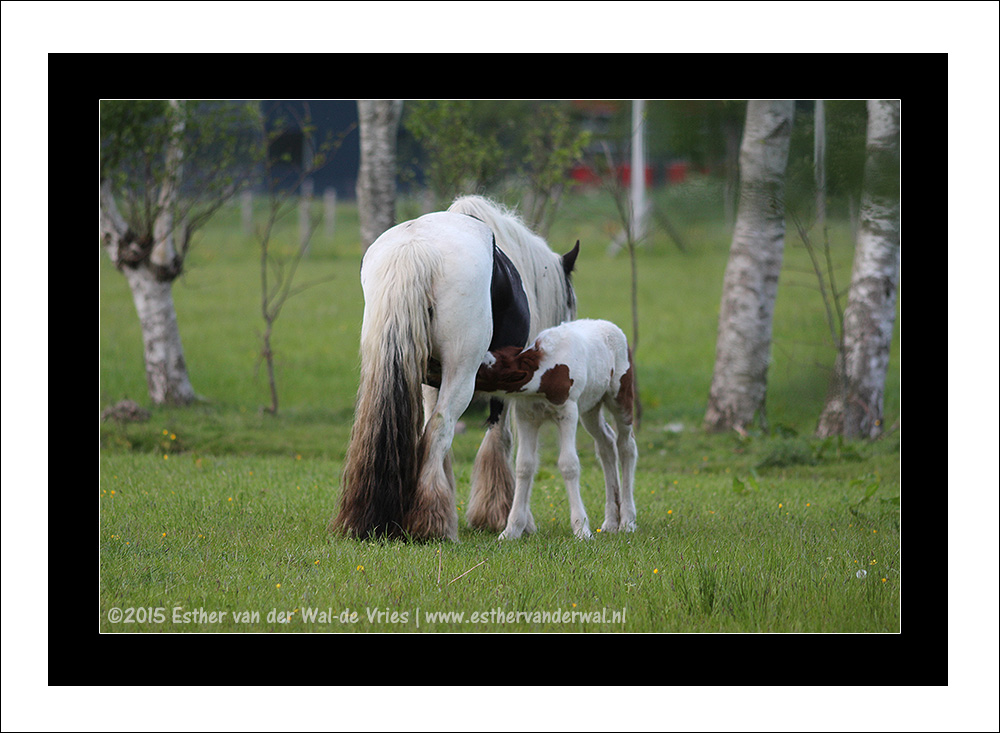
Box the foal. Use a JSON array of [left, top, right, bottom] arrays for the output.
[[475, 319, 638, 539]]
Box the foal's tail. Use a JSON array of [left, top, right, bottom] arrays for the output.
[[331, 244, 437, 539]]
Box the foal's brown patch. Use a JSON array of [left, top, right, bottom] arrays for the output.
[[539, 364, 574, 405], [475, 345, 541, 394], [615, 352, 635, 424], [475, 344, 574, 405]]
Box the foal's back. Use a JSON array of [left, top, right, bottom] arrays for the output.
[[532, 319, 631, 413]]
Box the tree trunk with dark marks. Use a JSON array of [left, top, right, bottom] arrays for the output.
[[101, 177, 195, 406], [101, 99, 262, 407], [816, 100, 899, 439], [705, 100, 794, 434]]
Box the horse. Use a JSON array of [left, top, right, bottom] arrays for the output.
[[474, 319, 638, 540], [332, 196, 578, 540]]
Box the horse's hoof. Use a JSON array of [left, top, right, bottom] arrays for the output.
[[498, 525, 523, 541]]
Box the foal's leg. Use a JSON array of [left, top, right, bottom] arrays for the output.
[[499, 409, 540, 540], [607, 399, 638, 532], [580, 407, 622, 533], [555, 402, 591, 539]]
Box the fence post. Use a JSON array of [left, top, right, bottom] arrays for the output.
[[241, 190, 253, 234], [630, 99, 647, 243], [324, 187, 337, 239], [299, 178, 314, 254]]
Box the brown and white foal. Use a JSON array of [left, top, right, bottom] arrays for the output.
[[475, 319, 638, 539]]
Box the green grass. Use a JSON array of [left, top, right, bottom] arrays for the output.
[[99, 185, 900, 632]]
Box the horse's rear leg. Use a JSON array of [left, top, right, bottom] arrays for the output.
[[405, 370, 476, 541]]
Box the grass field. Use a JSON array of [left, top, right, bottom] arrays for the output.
[[99, 184, 900, 632]]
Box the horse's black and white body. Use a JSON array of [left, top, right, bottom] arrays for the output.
[[475, 319, 638, 540], [332, 197, 577, 540]]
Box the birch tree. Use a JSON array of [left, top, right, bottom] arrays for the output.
[[101, 177, 195, 405], [705, 100, 795, 433], [100, 100, 258, 405], [356, 99, 403, 251], [816, 100, 900, 439]]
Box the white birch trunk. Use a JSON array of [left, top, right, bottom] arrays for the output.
[[123, 265, 196, 406], [817, 100, 900, 438], [705, 100, 795, 433], [101, 180, 195, 405], [356, 100, 403, 251], [151, 100, 184, 271], [100, 102, 196, 406]]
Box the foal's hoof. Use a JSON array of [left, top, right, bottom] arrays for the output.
[[601, 518, 637, 533]]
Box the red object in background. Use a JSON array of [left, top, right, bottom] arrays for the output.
[[569, 163, 657, 187], [570, 163, 668, 187], [570, 164, 601, 185], [667, 161, 689, 185], [617, 164, 654, 186]]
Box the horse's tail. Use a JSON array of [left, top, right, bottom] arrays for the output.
[[332, 242, 438, 539]]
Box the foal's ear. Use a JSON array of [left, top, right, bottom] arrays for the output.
[[562, 240, 580, 277]]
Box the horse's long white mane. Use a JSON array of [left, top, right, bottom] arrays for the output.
[[448, 195, 575, 340]]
